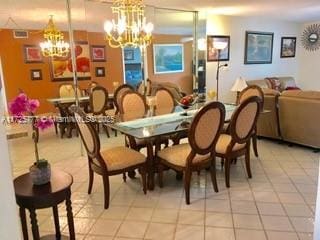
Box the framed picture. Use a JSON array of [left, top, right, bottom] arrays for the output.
[[95, 67, 105, 77], [245, 31, 274, 64], [153, 44, 184, 74], [23, 45, 43, 63], [124, 49, 134, 61], [207, 35, 230, 61], [91, 45, 106, 62], [30, 69, 42, 80], [281, 37, 296, 58], [51, 41, 91, 81]]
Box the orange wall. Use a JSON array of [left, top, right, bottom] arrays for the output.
[[147, 34, 193, 94], [0, 29, 193, 113]]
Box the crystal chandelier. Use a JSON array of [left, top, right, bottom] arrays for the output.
[[40, 16, 70, 57], [104, 0, 154, 48]]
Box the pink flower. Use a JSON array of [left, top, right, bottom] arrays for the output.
[[35, 118, 54, 131], [28, 99, 40, 113]]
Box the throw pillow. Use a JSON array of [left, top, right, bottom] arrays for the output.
[[265, 77, 281, 91]]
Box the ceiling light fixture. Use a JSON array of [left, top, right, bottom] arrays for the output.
[[104, 0, 154, 48], [40, 16, 70, 57]]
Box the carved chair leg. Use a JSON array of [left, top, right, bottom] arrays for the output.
[[88, 167, 94, 194], [221, 158, 224, 169], [122, 173, 127, 182], [140, 164, 147, 194], [158, 162, 164, 188], [252, 133, 259, 157], [245, 146, 252, 178], [210, 157, 219, 192], [103, 125, 110, 138], [224, 158, 231, 188], [184, 169, 192, 205], [102, 174, 110, 209]]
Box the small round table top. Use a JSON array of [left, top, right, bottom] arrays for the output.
[[14, 169, 73, 199]]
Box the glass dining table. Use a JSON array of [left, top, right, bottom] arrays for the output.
[[106, 102, 237, 190]]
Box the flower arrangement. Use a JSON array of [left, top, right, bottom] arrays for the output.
[[9, 92, 53, 184]]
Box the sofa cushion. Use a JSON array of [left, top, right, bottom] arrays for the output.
[[281, 90, 320, 100], [262, 88, 280, 96], [265, 77, 281, 91], [246, 79, 269, 89]]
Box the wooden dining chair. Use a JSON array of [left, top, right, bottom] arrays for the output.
[[137, 79, 151, 96], [154, 87, 175, 115], [216, 96, 262, 188], [238, 85, 264, 157], [71, 106, 147, 209], [59, 84, 82, 98], [89, 86, 110, 138], [157, 101, 226, 204], [114, 84, 135, 115]]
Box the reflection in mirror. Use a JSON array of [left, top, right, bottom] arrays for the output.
[[309, 33, 318, 43]]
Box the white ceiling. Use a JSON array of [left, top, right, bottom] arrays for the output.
[[0, 0, 319, 35]]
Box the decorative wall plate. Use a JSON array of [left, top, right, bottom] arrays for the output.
[[301, 24, 320, 51]]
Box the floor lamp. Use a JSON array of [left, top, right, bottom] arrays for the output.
[[213, 42, 228, 101]]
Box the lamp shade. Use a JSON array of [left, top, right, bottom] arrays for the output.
[[213, 41, 228, 50], [231, 77, 248, 92]]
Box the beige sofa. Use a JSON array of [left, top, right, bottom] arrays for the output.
[[247, 77, 320, 149]]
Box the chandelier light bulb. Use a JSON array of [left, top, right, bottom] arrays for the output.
[[104, 21, 113, 34]]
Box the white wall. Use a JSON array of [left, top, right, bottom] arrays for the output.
[[298, 21, 320, 90], [206, 15, 301, 103], [0, 94, 21, 239]]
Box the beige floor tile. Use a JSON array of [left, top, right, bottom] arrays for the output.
[[205, 212, 233, 228], [156, 197, 182, 209], [231, 201, 258, 214], [206, 199, 231, 213], [233, 214, 263, 230], [266, 231, 299, 240], [85, 235, 113, 240], [175, 225, 204, 240], [178, 210, 204, 225], [75, 205, 104, 218], [297, 232, 313, 240], [64, 217, 96, 235], [125, 207, 153, 221], [88, 219, 121, 236], [205, 227, 235, 240], [145, 222, 176, 240], [256, 203, 286, 216], [235, 229, 266, 240], [283, 204, 313, 217], [278, 193, 305, 204], [100, 206, 129, 220], [260, 215, 294, 231], [230, 190, 254, 201], [116, 220, 148, 238], [132, 195, 159, 208], [180, 198, 205, 211], [290, 217, 314, 232], [272, 183, 297, 193], [151, 208, 179, 223], [253, 191, 279, 203]]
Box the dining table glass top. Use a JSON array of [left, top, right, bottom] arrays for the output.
[[107, 102, 237, 140]]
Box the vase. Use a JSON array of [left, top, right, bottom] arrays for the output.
[[29, 162, 51, 185]]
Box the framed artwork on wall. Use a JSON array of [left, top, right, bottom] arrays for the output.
[[30, 69, 42, 80], [280, 37, 296, 58], [51, 41, 91, 81], [91, 45, 106, 62], [207, 35, 230, 61], [245, 31, 274, 64], [95, 67, 105, 77], [153, 44, 184, 74], [124, 49, 134, 60], [23, 45, 43, 63]]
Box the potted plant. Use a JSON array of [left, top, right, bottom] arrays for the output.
[[9, 92, 53, 185]]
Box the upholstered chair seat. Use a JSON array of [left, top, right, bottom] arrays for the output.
[[215, 134, 246, 154], [157, 143, 211, 167], [99, 146, 146, 171]]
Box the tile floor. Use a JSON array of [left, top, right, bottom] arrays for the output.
[[8, 128, 319, 240]]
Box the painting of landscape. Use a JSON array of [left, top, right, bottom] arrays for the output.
[[153, 44, 184, 74]]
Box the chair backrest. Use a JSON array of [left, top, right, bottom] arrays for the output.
[[119, 90, 147, 121], [59, 84, 82, 98], [70, 106, 100, 160], [114, 84, 134, 113], [137, 79, 151, 96], [238, 85, 264, 109], [154, 87, 175, 115], [90, 86, 108, 115], [188, 101, 225, 155], [229, 96, 262, 144]]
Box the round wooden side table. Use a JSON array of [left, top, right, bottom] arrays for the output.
[[14, 169, 75, 240]]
